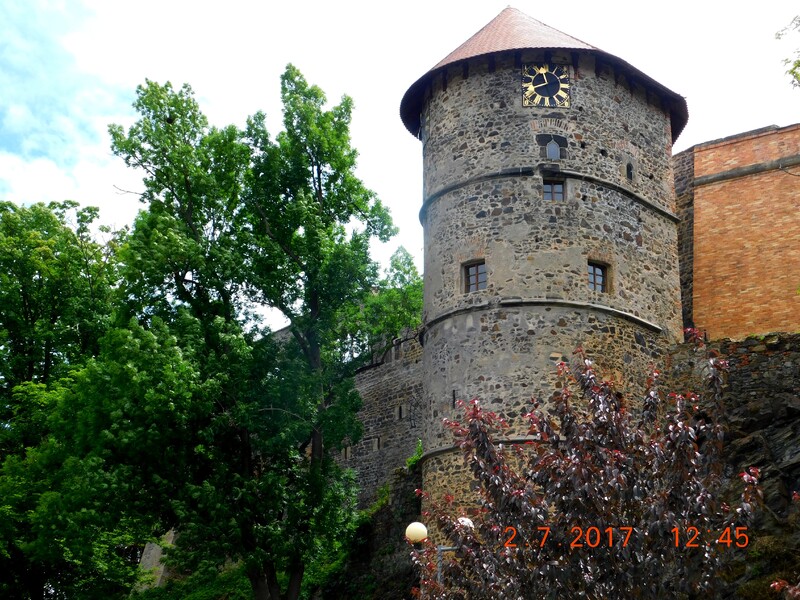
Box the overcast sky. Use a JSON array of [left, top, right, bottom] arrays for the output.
[[1, 0, 798, 272]]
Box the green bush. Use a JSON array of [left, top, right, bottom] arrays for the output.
[[405, 439, 423, 469], [132, 565, 251, 600]]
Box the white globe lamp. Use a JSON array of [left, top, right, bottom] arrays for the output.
[[405, 521, 428, 543]]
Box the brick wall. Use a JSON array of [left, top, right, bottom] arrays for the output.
[[685, 124, 800, 340]]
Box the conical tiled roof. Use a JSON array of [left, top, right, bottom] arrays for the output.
[[432, 7, 596, 71], [400, 7, 688, 141]]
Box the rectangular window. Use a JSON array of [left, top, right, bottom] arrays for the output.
[[342, 446, 352, 460], [543, 180, 564, 201], [588, 262, 607, 292], [464, 261, 487, 292], [372, 437, 381, 451]]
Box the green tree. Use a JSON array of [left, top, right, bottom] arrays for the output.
[[0, 201, 128, 598], [334, 246, 424, 361], [92, 66, 405, 600], [0, 201, 118, 439], [0, 66, 417, 600], [235, 66, 396, 596]]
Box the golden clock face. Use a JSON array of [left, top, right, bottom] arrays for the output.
[[522, 64, 571, 108]]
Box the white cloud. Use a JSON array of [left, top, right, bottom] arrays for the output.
[[0, 153, 77, 203], [0, 148, 142, 230], [2, 104, 36, 134]]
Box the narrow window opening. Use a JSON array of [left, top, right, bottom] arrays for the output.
[[536, 134, 568, 160], [464, 261, 487, 292], [543, 180, 564, 201], [342, 446, 352, 460], [626, 163, 634, 180], [372, 437, 381, 451], [546, 139, 560, 160], [588, 262, 607, 293]]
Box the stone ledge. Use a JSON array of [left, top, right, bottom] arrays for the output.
[[694, 153, 800, 187], [421, 298, 663, 344], [419, 437, 537, 463], [419, 167, 679, 223]]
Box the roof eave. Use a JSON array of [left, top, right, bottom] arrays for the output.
[[400, 48, 688, 143]]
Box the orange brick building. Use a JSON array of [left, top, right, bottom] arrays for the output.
[[675, 123, 800, 340]]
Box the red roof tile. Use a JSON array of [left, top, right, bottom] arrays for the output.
[[432, 7, 596, 71]]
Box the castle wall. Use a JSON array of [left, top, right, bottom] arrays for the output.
[[343, 337, 424, 506], [422, 174, 682, 330], [684, 124, 800, 340], [421, 53, 677, 212], [673, 146, 695, 328], [424, 307, 667, 445], [667, 333, 800, 518]]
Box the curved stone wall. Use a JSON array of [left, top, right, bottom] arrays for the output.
[[420, 53, 676, 212], [416, 50, 682, 479], [422, 306, 669, 450], [422, 175, 682, 329]]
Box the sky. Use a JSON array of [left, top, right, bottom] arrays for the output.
[[1, 0, 798, 273]]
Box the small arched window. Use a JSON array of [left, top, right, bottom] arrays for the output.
[[626, 162, 634, 180], [546, 139, 560, 160], [536, 134, 568, 160]]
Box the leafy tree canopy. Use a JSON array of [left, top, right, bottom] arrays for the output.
[[92, 65, 411, 600], [0, 201, 129, 598], [1, 65, 422, 600]]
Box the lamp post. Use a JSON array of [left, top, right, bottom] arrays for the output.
[[406, 519, 473, 586]]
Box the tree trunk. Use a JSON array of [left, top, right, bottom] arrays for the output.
[[306, 311, 325, 468], [286, 562, 305, 600], [246, 564, 306, 600], [21, 560, 46, 600], [247, 568, 274, 600]]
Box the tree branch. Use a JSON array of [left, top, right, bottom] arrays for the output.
[[250, 200, 306, 270]]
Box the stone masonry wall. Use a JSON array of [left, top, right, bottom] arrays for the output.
[[422, 174, 682, 330], [673, 146, 695, 328], [421, 53, 677, 212], [344, 336, 424, 506], [418, 50, 682, 485], [667, 333, 800, 521], [424, 306, 668, 448], [689, 124, 800, 340]]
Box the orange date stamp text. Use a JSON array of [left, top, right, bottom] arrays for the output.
[[502, 526, 749, 549]]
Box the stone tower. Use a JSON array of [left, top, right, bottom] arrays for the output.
[[399, 8, 688, 498]]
